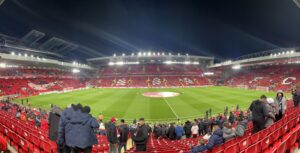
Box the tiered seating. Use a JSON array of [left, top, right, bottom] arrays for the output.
[[125, 101, 300, 153], [225, 65, 300, 91]]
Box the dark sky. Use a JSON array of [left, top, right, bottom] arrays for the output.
[[0, 0, 300, 61]]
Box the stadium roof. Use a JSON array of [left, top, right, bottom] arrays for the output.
[[0, 0, 300, 61]]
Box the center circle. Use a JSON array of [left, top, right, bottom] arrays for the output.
[[142, 92, 180, 98]]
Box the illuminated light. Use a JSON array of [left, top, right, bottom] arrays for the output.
[[169, 53, 172, 56], [108, 62, 115, 66], [157, 52, 161, 56], [186, 53, 189, 56], [122, 53, 125, 56], [291, 50, 295, 54], [131, 53, 134, 56], [164, 61, 173, 64], [138, 52, 142, 56], [177, 53, 180, 56], [203, 72, 214, 76], [162, 52, 165, 56], [192, 62, 199, 65], [232, 65, 241, 70], [73, 61, 76, 65], [148, 52, 151, 56], [24, 54, 28, 57], [42, 58, 46, 61], [143, 52, 146, 56], [113, 53, 116, 57], [18, 53, 22, 56], [0, 63, 6, 68], [270, 54, 273, 57], [30, 55, 34, 58], [11, 52, 15, 56], [116, 61, 124, 65], [72, 69, 80, 73], [153, 52, 156, 56], [184, 61, 191, 65]]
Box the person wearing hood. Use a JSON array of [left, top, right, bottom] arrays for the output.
[[222, 122, 236, 141], [106, 117, 118, 153], [265, 98, 276, 128], [206, 128, 224, 150], [274, 90, 286, 121], [69, 106, 99, 153], [235, 115, 248, 137], [183, 120, 192, 138], [57, 104, 77, 153], [118, 119, 129, 153]]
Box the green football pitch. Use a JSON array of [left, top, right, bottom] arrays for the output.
[[15, 86, 277, 122]]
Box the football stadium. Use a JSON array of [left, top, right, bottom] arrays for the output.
[[0, 0, 300, 153]]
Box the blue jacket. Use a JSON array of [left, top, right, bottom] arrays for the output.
[[65, 110, 99, 148], [206, 128, 224, 150], [189, 145, 207, 153], [175, 125, 184, 137], [57, 107, 73, 144]]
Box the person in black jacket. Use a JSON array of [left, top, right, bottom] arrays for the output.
[[183, 120, 192, 138], [168, 123, 176, 140], [131, 118, 148, 151], [48, 105, 62, 141], [249, 95, 269, 133], [118, 119, 129, 153], [106, 117, 118, 153], [292, 89, 300, 107]]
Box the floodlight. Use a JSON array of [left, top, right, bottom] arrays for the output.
[[192, 62, 199, 65], [148, 52, 151, 56], [203, 72, 214, 76], [24, 53, 28, 57], [108, 62, 114, 66], [184, 61, 191, 65], [18, 53, 21, 56], [11, 52, 15, 56], [116, 61, 124, 65], [0, 63, 6, 68], [291, 50, 295, 54], [232, 65, 241, 70], [113, 53, 116, 57], [72, 69, 80, 73], [122, 53, 125, 56], [131, 53, 134, 56]]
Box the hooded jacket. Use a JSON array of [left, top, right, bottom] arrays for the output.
[[175, 125, 184, 137], [65, 111, 99, 148], [222, 127, 236, 141], [183, 121, 192, 136], [106, 121, 118, 144], [235, 120, 247, 137], [118, 124, 129, 143], [274, 93, 286, 114], [131, 124, 148, 145], [206, 128, 224, 150]]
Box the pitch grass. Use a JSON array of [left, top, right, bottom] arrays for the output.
[[15, 86, 279, 122]]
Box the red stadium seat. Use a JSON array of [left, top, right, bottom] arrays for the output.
[[239, 137, 251, 151], [224, 143, 239, 153]]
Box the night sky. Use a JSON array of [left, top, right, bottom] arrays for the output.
[[0, 0, 300, 61]]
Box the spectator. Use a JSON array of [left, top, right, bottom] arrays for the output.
[[183, 120, 192, 138], [175, 124, 184, 140], [106, 117, 118, 153], [48, 105, 62, 141], [292, 89, 300, 107], [249, 95, 269, 133], [161, 124, 168, 138], [203, 129, 212, 140], [198, 119, 205, 136], [118, 119, 129, 153], [168, 123, 176, 140], [189, 138, 207, 153], [153, 124, 162, 139], [57, 104, 73, 153], [235, 116, 247, 137], [265, 98, 276, 128], [131, 118, 148, 151], [206, 128, 224, 150], [70, 106, 99, 153], [222, 122, 236, 141], [274, 90, 286, 121], [228, 112, 235, 125], [191, 123, 199, 138]]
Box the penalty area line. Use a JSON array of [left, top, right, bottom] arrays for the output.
[[162, 97, 179, 119]]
